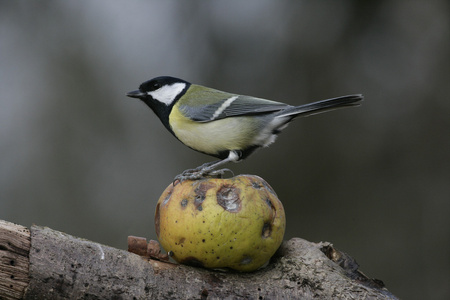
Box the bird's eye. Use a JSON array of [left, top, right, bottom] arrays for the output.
[[141, 79, 163, 92], [152, 82, 161, 90]]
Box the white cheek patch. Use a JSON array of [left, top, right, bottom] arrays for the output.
[[147, 82, 186, 106]]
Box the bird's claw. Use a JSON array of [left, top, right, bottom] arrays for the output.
[[173, 168, 234, 185]]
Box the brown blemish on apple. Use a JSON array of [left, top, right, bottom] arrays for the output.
[[180, 198, 188, 209], [181, 256, 204, 268], [162, 185, 174, 206], [194, 181, 215, 211], [261, 222, 272, 238], [216, 185, 241, 213]]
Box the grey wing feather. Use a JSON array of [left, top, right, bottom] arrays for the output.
[[179, 99, 227, 122], [181, 95, 290, 122]]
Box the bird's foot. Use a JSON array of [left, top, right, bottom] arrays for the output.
[[174, 168, 234, 184]]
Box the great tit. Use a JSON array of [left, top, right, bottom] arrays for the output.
[[127, 76, 363, 181]]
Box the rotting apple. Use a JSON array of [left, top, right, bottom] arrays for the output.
[[155, 175, 285, 272]]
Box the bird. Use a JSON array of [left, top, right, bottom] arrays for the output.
[[127, 76, 363, 181]]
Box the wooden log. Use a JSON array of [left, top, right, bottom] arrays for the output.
[[0, 220, 31, 300], [0, 220, 398, 299]]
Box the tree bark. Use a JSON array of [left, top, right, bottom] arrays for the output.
[[0, 220, 397, 299], [0, 220, 30, 300]]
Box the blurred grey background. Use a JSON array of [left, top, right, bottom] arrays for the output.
[[1, 1, 449, 299]]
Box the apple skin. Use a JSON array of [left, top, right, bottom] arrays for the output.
[[155, 175, 285, 272]]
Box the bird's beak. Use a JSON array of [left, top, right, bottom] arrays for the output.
[[126, 90, 146, 99]]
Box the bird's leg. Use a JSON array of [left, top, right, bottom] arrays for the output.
[[174, 159, 233, 182], [174, 151, 240, 183], [179, 160, 221, 176]]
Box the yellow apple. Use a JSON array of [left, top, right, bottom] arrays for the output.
[[155, 175, 285, 272]]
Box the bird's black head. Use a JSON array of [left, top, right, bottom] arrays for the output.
[[127, 76, 190, 103], [127, 76, 191, 133]]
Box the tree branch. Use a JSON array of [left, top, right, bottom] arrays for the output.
[[0, 220, 397, 299]]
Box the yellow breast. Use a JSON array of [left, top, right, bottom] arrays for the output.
[[169, 104, 258, 156]]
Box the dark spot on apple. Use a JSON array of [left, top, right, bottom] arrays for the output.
[[217, 185, 241, 213], [181, 198, 188, 208], [181, 256, 204, 268], [265, 198, 275, 209], [162, 186, 174, 206], [262, 222, 272, 238], [251, 179, 262, 189], [194, 182, 214, 211]]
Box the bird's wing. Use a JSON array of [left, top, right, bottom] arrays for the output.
[[179, 87, 289, 122]]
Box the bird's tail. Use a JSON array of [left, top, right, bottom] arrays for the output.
[[276, 94, 363, 119]]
